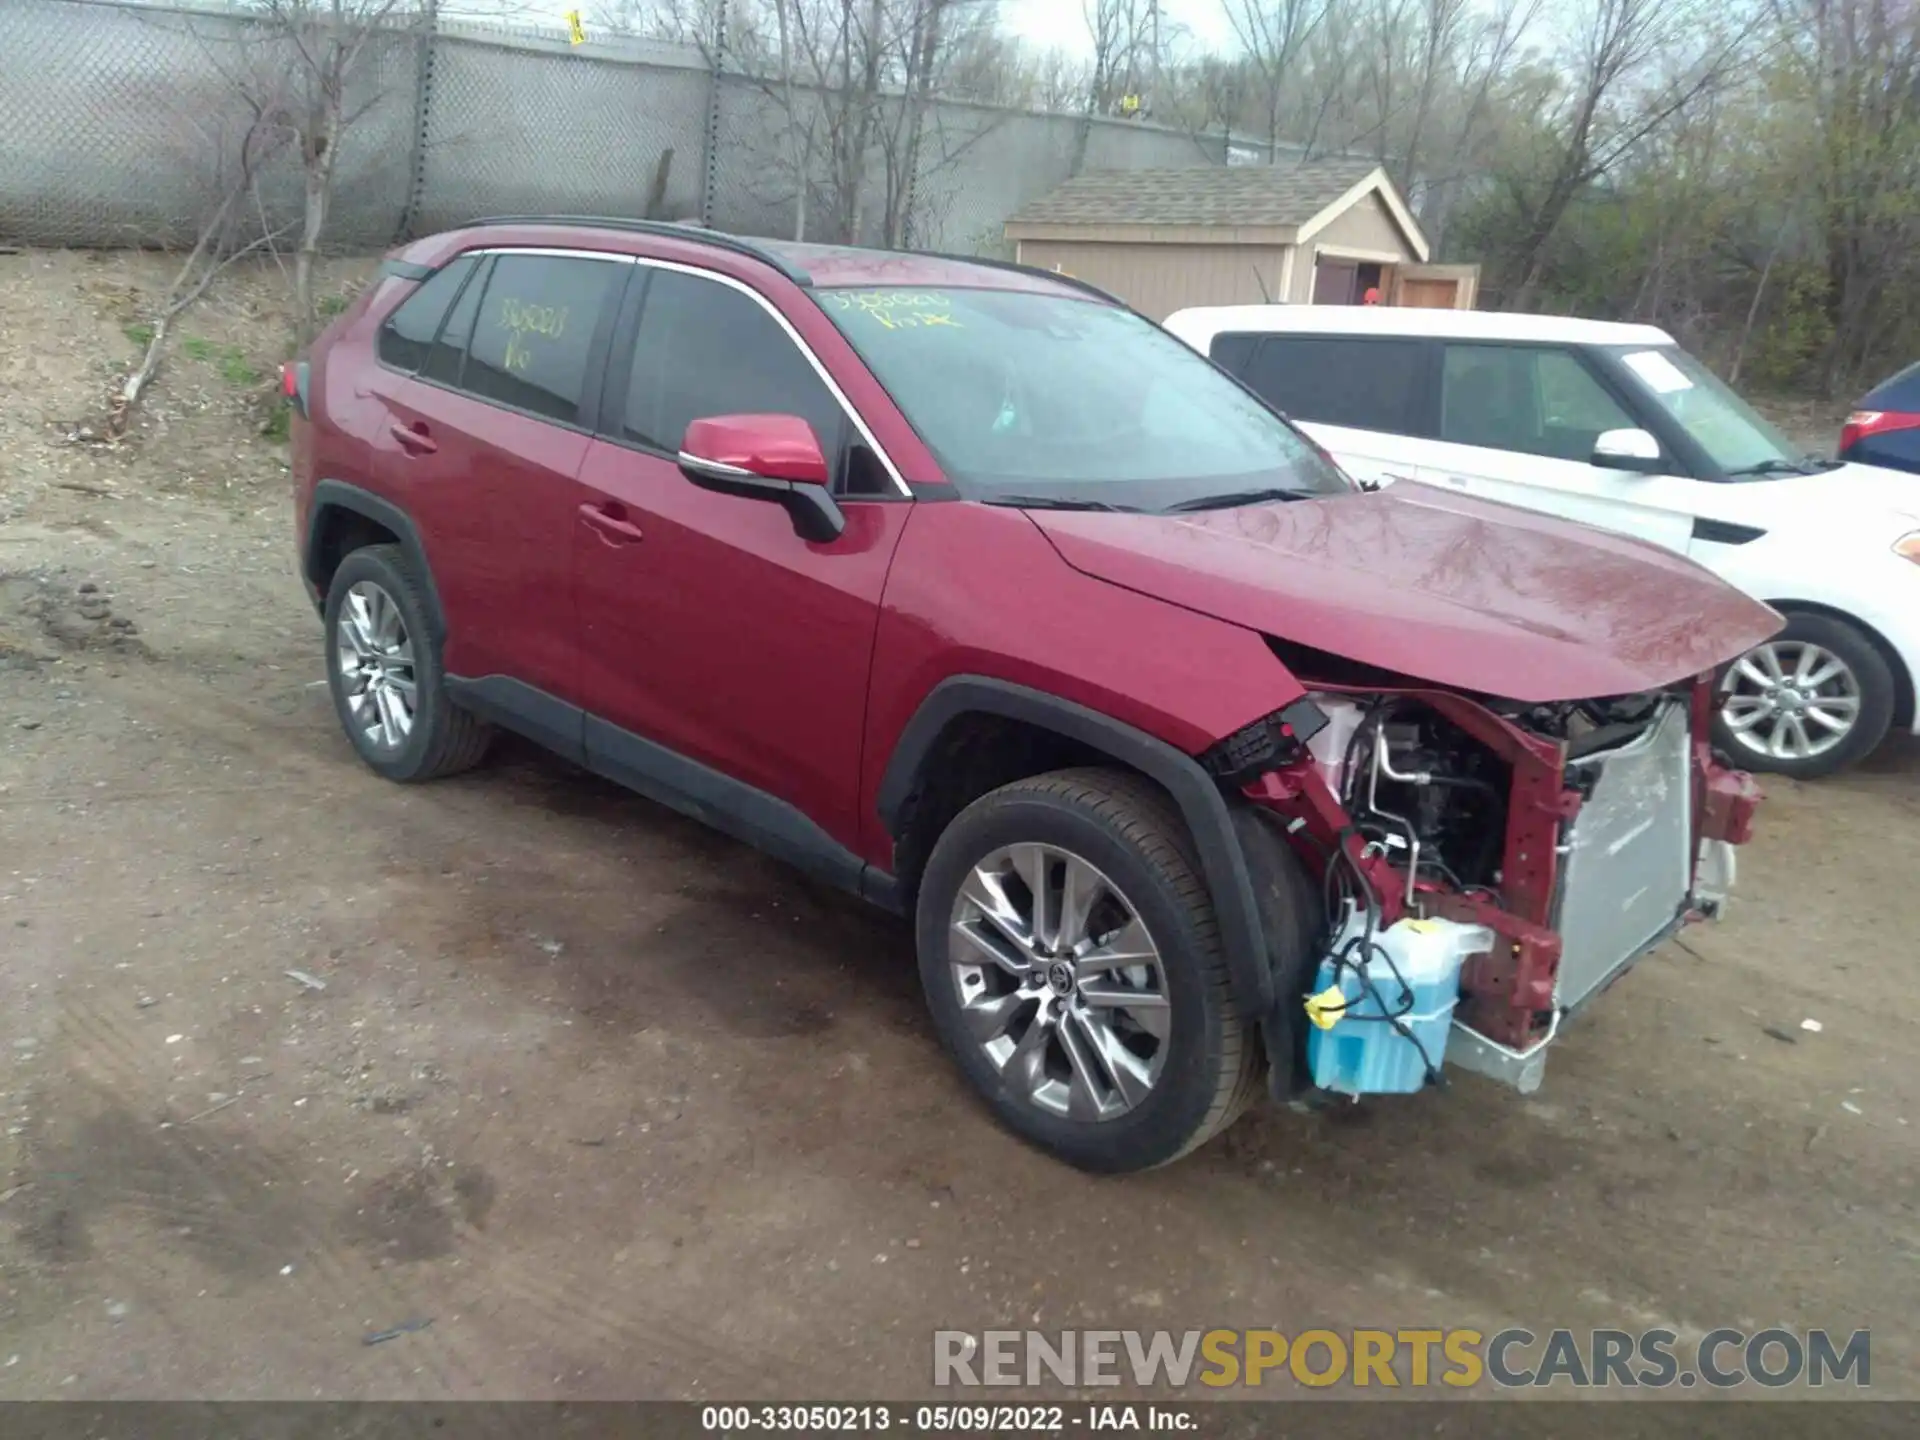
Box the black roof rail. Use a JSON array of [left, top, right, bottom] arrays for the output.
[[468, 215, 813, 286], [919, 252, 1125, 307]]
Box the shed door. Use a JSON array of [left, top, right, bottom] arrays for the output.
[[1399, 279, 1460, 309], [1312, 258, 1359, 305], [1391, 264, 1480, 310]]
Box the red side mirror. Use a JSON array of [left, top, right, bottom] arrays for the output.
[[680, 414, 830, 487], [677, 414, 845, 543]]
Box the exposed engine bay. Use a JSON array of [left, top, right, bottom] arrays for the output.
[[1278, 685, 1709, 1099], [1306, 690, 1675, 906]]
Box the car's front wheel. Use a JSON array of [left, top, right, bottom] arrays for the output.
[[1712, 612, 1895, 778], [323, 544, 492, 782], [914, 769, 1263, 1172]]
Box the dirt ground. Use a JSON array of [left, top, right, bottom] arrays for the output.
[[0, 251, 1915, 1404]]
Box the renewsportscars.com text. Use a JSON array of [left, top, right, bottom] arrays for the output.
[[932, 1327, 1870, 1390]]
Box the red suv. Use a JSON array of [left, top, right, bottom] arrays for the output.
[[288, 218, 1776, 1172]]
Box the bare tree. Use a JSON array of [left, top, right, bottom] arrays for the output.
[[1082, 0, 1154, 116], [890, 0, 961, 244], [1223, 0, 1332, 156], [115, 70, 301, 432], [241, 1, 423, 344], [1768, 0, 1920, 386], [1032, 47, 1095, 114], [770, 0, 814, 238], [593, 0, 749, 52], [1495, 0, 1755, 305], [1292, 0, 1356, 157], [1069, 0, 1155, 174]]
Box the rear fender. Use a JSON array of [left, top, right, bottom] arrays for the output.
[[302, 479, 445, 641]]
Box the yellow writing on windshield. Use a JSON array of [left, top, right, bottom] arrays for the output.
[[824, 290, 963, 332], [496, 297, 569, 372]]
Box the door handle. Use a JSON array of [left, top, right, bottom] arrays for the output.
[[389, 421, 437, 455], [578, 502, 644, 545]]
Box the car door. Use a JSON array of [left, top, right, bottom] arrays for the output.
[[572, 262, 914, 857], [1414, 342, 1696, 554], [1225, 333, 1433, 489], [369, 248, 630, 714]]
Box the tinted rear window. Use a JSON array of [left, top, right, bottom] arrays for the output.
[[377, 256, 478, 372], [1207, 333, 1259, 374], [461, 254, 625, 424], [422, 255, 490, 387], [1864, 359, 1920, 410], [1237, 336, 1426, 435]]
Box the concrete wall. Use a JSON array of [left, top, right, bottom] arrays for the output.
[[0, 0, 1280, 253]]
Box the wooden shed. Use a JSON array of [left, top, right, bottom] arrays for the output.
[[1003, 159, 1476, 321]]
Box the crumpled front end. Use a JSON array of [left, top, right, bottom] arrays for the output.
[[1223, 673, 1761, 1097]]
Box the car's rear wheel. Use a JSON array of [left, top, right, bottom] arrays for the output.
[[323, 544, 492, 782], [1712, 612, 1895, 779], [914, 769, 1262, 1172]]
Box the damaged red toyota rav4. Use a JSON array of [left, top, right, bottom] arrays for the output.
[[287, 218, 1775, 1172]]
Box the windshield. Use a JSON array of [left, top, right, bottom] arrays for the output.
[[1604, 345, 1815, 476], [816, 286, 1351, 509]]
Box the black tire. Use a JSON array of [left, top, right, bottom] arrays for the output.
[[914, 767, 1261, 1173], [323, 544, 492, 782], [1711, 612, 1896, 779]]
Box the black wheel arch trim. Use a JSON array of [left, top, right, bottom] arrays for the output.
[[305, 479, 446, 641], [877, 677, 1276, 1021]]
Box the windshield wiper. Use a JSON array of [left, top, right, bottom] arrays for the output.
[[986, 495, 1138, 512], [1725, 457, 1821, 479], [1163, 487, 1312, 513]]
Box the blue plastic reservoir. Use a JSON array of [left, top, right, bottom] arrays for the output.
[[1306, 913, 1493, 1096]]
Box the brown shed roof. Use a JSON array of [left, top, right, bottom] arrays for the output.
[[1005, 158, 1388, 230]]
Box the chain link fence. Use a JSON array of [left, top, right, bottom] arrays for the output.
[[0, 0, 1283, 256]]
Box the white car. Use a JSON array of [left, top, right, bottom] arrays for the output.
[[1163, 303, 1920, 777]]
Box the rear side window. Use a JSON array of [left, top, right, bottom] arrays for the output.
[[621, 268, 846, 459], [461, 254, 625, 424], [1237, 336, 1426, 435], [377, 255, 478, 372], [1207, 333, 1259, 374], [422, 255, 490, 387]]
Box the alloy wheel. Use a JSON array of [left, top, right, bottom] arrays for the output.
[[334, 580, 417, 751], [1718, 640, 1862, 763], [947, 842, 1171, 1123]]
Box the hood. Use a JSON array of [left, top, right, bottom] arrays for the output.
[[1028, 483, 1783, 703], [1698, 460, 1920, 536]]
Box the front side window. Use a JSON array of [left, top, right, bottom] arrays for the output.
[[377, 255, 478, 372], [623, 268, 847, 462], [1604, 344, 1819, 477], [818, 287, 1349, 510], [1238, 336, 1426, 435], [1440, 344, 1635, 462], [461, 254, 625, 424]]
